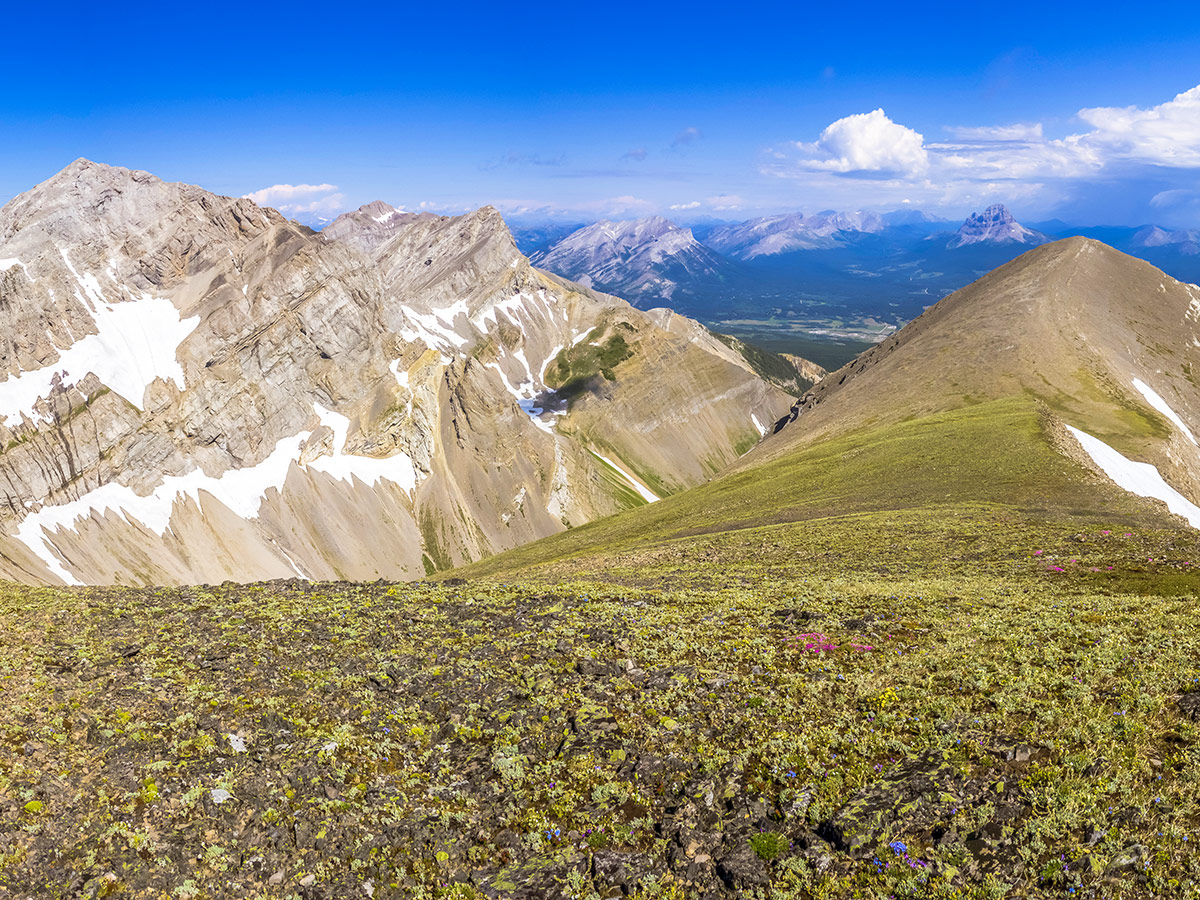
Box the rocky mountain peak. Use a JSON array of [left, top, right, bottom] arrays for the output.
[[947, 204, 1047, 249], [705, 210, 881, 259], [530, 216, 738, 304], [0, 163, 790, 586]]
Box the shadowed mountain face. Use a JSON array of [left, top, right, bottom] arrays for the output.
[[0, 161, 794, 586]]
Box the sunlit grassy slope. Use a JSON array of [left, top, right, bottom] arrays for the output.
[[454, 397, 1187, 585]]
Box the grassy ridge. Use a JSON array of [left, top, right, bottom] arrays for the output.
[[455, 398, 1176, 583]]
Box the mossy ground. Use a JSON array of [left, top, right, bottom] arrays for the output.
[[3, 400, 1200, 898]]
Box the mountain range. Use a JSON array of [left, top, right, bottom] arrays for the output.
[[517, 204, 1200, 369], [0, 160, 813, 586], [529, 216, 748, 305]]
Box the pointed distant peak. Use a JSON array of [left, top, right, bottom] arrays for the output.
[[948, 204, 1046, 249], [973, 204, 1015, 223], [466, 204, 508, 228], [459, 205, 519, 241], [357, 200, 404, 219]]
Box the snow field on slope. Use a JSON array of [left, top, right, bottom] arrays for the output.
[[1067, 425, 1200, 528], [590, 451, 659, 503], [16, 404, 419, 584], [0, 255, 200, 426]]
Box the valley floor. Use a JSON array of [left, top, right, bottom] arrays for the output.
[[3, 505, 1200, 898]]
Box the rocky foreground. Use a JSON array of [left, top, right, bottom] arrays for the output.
[[3, 521, 1200, 899]]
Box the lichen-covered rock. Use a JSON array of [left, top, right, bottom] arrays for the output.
[[823, 751, 961, 856]]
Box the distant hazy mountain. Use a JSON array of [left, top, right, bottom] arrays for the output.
[[522, 203, 1200, 371], [945, 204, 1049, 249], [1132, 225, 1200, 255], [881, 209, 950, 229], [530, 216, 746, 305], [706, 210, 886, 259], [508, 221, 589, 258]]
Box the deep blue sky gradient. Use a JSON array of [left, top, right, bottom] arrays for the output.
[[3, 1, 1199, 224]]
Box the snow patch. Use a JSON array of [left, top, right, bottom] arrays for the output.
[[15, 431, 312, 584], [539, 345, 564, 383], [432, 298, 469, 326], [1067, 426, 1200, 529], [1132, 377, 1197, 446], [390, 360, 410, 390], [750, 413, 767, 437], [309, 404, 417, 492], [471, 293, 528, 331], [15, 403, 419, 584], [0, 264, 200, 426], [486, 362, 553, 430], [399, 309, 469, 351]]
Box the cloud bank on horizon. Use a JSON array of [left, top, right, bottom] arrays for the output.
[[758, 85, 1200, 225]]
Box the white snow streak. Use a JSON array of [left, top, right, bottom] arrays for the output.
[[15, 404, 419, 583], [15, 431, 313, 584], [750, 413, 767, 437], [390, 360, 410, 390], [309, 404, 417, 492], [591, 451, 659, 503], [1067, 425, 1200, 529], [1132, 377, 1197, 446]]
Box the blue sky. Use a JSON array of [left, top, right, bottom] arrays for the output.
[[4, 1, 1200, 226]]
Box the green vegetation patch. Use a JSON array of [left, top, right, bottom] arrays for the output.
[[3, 524, 1200, 898], [544, 326, 635, 404], [456, 397, 1175, 582], [708, 328, 817, 394]]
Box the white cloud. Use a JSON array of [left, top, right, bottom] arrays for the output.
[[794, 109, 929, 176], [244, 183, 345, 217], [767, 84, 1200, 217], [1077, 85, 1200, 167], [669, 200, 701, 210], [671, 127, 703, 148], [1151, 188, 1200, 209], [707, 194, 744, 210], [944, 123, 1044, 141], [600, 195, 655, 216], [244, 183, 336, 205]]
